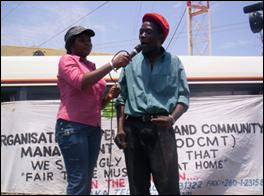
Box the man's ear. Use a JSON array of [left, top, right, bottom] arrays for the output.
[[160, 35, 166, 44]]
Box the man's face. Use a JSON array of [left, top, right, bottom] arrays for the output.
[[139, 21, 163, 54]]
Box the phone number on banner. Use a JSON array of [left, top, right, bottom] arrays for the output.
[[180, 178, 263, 190]]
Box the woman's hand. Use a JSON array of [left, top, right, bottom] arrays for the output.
[[101, 85, 120, 109], [107, 85, 120, 99], [112, 53, 131, 70]]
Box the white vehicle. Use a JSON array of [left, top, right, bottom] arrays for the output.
[[1, 55, 263, 102]]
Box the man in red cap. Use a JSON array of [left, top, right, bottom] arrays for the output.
[[115, 13, 190, 195]]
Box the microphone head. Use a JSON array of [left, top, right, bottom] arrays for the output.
[[129, 44, 142, 58], [134, 44, 142, 53]]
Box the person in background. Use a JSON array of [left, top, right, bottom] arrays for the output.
[[115, 13, 190, 195], [55, 26, 130, 195]]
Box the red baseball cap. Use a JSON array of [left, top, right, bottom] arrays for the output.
[[143, 12, 170, 39]]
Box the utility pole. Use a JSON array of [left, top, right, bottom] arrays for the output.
[[187, 1, 212, 56]]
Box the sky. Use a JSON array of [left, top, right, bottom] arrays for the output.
[[1, 1, 263, 56]]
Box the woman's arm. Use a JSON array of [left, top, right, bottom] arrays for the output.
[[81, 54, 130, 90]]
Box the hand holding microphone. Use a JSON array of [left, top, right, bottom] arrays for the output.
[[111, 53, 130, 70], [110, 44, 142, 70]]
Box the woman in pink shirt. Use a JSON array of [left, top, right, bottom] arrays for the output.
[[55, 26, 130, 195]]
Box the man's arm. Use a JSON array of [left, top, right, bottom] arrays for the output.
[[115, 105, 127, 149], [117, 105, 125, 134], [114, 69, 128, 149], [150, 103, 187, 127], [171, 103, 187, 122], [151, 57, 190, 127], [81, 54, 130, 90]]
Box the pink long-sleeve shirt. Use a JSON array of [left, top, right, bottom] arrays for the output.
[[57, 54, 106, 127]]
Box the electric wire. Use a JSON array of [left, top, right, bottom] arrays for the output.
[[36, 1, 110, 48], [107, 49, 129, 195], [107, 98, 114, 195], [1, 2, 23, 21], [166, 7, 187, 50]]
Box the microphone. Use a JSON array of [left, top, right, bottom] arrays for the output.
[[129, 44, 142, 58]]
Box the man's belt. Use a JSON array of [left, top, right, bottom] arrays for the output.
[[126, 114, 168, 123]]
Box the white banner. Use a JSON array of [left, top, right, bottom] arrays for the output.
[[1, 95, 263, 195]]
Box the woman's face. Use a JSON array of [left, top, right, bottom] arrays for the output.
[[71, 33, 92, 57]]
